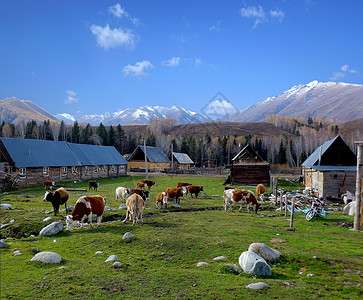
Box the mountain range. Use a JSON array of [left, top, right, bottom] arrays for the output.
[[1, 81, 362, 125]]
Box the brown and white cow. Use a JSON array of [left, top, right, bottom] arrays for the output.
[[123, 193, 145, 225], [43, 187, 69, 216], [140, 179, 156, 190], [127, 188, 149, 201], [256, 184, 266, 202], [164, 187, 184, 204], [186, 185, 204, 198], [65, 195, 106, 231], [224, 189, 261, 213], [177, 182, 192, 188], [43, 180, 55, 190], [155, 192, 168, 209], [89, 181, 100, 191]]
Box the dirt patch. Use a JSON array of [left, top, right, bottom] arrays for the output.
[[324, 222, 353, 228], [270, 238, 287, 243]]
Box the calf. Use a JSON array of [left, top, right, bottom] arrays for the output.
[[224, 189, 261, 213], [140, 179, 156, 190], [187, 185, 204, 198], [43, 180, 55, 190], [43, 187, 69, 216], [65, 195, 106, 231], [156, 192, 168, 209], [115, 187, 129, 202], [164, 187, 184, 204], [128, 188, 149, 201], [123, 193, 145, 225], [256, 184, 266, 201], [89, 181, 99, 191]]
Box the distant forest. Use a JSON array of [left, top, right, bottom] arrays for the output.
[[1, 115, 360, 167]]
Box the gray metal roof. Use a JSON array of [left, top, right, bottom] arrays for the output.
[[132, 145, 171, 163], [0, 138, 127, 168], [173, 152, 194, 164], [309, 165, 356, 171]]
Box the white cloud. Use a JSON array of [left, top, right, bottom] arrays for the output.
[[330, 72, 345, 81], [108, 3, 127, 18], [90, 24, 137, 50], [162, 57, 181, 67], [123, 60, 153, 77], [65, 90, 78, 104], [341, 64, 356, 73], [195, 58, 202, 66], [209, 20, 221, 32], [330, 64, 357, 81], [270, 9, 285, 22]]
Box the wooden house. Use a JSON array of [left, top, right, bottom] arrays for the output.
[[171, 152, 194, 170], [302, 135, 357, 199], [226, 144, 270, 185], [0, 137, 128, 185], [127, 145, 171, 172]]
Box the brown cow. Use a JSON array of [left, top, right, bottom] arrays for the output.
[[65, 195, 106, 231], [89, 181, 99, 191], [186, 185, 204, 198], [256, 184, 266, 201], [43, 180, 55, 190], [155, 192, 168, 209], [123, 193, 145, 225], [128, 188, 149, 201], [140, 179, 156, 190], [224, 189, 260, 213], [43, 187, 69, 216], [164, 187, 184, 204], [177, 182, 192, 188], [136, 181, 146, 189]]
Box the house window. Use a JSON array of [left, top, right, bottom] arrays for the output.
[[43, 167, 49, 176], [166, 163, 170, 168], [156, 164, 159, 168], [103, 166, 107, 173], [162, 164, 165, 168], [72, 166, 77, 174], [111, 166, 115, 172], [95, 166, 98, 173], [19, 168, 26, 177], [61, 166, 67, 176], [85, 166, 89, 174]]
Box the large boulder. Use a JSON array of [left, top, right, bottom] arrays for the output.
[[343, 201, 355, 216], [39, 222, 63, 236], [30, 251, 62, 264], [0, 204, 12, 210], [248, 243, 281, 263], [238, 251, 271, 276]]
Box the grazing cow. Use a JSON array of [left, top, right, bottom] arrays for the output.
[[136, 181, 146, 189], [123, 193, 145, 225], [256, 184, 266, 201], [177, 182, 192, 188], [156, 192, 168, 209], [43, 187, 69, 216], [186, 185, 204, 198], [43, 180, 55, 190], [164, 188, 184, 204], [224, 186, 235, 190], [224, 189, 261, 213], [115, 187, 129, 202], [65, 195, 106, 231], [140, 179, 156, 190], [89, 181, 99, 191], [128, 188, 149, 201]]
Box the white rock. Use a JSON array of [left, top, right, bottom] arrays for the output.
[[239, 251, 272, 276], [0, 241, 9, 248], [105, 255, 119, 262], [0, 204, 12, 210], [123, 232, 134, 239], [9, 219, 15, 223], [104, 206, 111, 211], [112, 261, 122, 268], [343, 201, 355, 216], [307, 273, 315, 277], [119, 204, 127, 209], [43, 217, 53, 222], [196, 262, 209, 267], [39, 222, 63, 236], [95, 251, 103, 255], [31, 251, 62, 264], [58, 266, 69, 270], [248, 243, 281, 263], [13, 250, 22, 256], [213, 255, 228, 261], [246, 282, 270, 290]]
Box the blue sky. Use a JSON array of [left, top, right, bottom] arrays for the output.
[[1, 0, 362, 117]]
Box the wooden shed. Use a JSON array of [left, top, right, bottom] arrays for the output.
[[127, 145, 171, 172], [171, 152, 194, 170], [302, 135, 357, 199], [0, 137, 128, 185], [226, 144, 270, 185]]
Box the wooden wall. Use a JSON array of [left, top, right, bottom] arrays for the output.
[[128, 160, 170, 172], [230, 164, 270, 185]]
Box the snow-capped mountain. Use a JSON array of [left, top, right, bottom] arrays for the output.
[[56, 113, 75, 123], [230, 81, 363, 122], [76, 105, 210, 125]]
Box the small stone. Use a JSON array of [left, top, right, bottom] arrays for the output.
[[43, 217, 53, 222], [123, 232, 134, 239], [119, 204, 127, 209], [0, 241, 9, 248], [9, 219, 15, 223], [104, 206, 111, 211], [246, 282, 270, 290], [213, 255, 228, 261], [43, 277, 50, 281], [13, 250, 22, 256], [105, 255, 119, 262], [95, 251, 103, 255], [32, 247, 40, 253], [307, 273, 315, 277], [112, 261, 122, 268], [170, 204, 181, 208], [58, 266, 69, 270], [196, 262, 209, 267]]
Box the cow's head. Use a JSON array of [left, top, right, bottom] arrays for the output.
[[65, 215, 77, 231], [143, 191, 150, 201], [43, 191, 52, 202], [200, 186, 204, 191]]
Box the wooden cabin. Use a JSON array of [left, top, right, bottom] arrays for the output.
[[171, 152, 194, 170], [302, 135, 357, 199], [0, 137, 128, 186], [127, 145, 171, 172], [226, 144, 270, 185]]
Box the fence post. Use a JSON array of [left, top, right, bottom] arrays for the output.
[[290, 197, 295, 229], [354, 142, 363, 230]]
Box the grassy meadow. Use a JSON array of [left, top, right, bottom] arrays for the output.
[[1, 175, 362, 299]]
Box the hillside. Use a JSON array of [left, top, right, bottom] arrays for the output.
[[0, 97, 59, 124]]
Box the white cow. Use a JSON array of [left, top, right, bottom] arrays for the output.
[[115, 187, 129, 202]]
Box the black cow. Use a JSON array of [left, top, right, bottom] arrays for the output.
[[43, 187, 69, 216]]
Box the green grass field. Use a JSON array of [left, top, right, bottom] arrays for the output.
[[1, 175, 362, 299]]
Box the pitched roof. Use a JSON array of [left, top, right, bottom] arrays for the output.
[[128, 145, 171, 163], [173, 152, 194, 164], [232, 144, 265, 162], [302, 135, 356, 168], [0, 137, 127, 168]]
